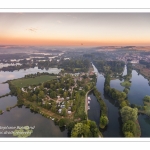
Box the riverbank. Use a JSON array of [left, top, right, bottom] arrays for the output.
[[0, 93, 11, 98], [133, 64, 150, 81]]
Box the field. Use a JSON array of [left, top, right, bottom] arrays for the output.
[[10, 75, 57, 88]]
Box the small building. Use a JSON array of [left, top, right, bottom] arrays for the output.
[[57, 96, 60, 99], [61, 105, 65, 108], [58, 109, 62, 113], [68, 111, 72, 114], [88, 97, 91, 100], [68, 107, 71, 111], [66, 97, 70, 100]]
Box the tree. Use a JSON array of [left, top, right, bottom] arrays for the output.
[[0, 110, 3, 115], [63, 91, 68, 99], [71, 123, 84, 137], [61, 108, 67, 116], [71, 120, 101, 137], [122, 120, 136, 137], [143, 95, 150, 102], [32, 94, 37, 102], [123, 88, 129, 94], [120, 106, 138, 123], [50, 91, 56, 99], [38, 91, 45, 100], [58, 118, 66, 127], [124, 132, 134, 137], [99, 115, 109, 129], [120, 101, 127, 108]]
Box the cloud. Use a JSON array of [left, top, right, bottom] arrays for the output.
[[26, 28, 38, 32]]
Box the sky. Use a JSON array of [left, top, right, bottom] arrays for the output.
[[0, 13, 150, 46]]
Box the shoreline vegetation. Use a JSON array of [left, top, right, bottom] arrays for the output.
[[94, 62, 141, 137], [93, 87, 108, 129], [133, 64, 150, 82], [1, 61, 103, 137], [1, 59, 149, 137], [0, 93, 11, 98]]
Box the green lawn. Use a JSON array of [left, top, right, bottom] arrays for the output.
[[10, 75, 57, 88]]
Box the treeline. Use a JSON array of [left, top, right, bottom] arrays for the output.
[[0, 63, 36, 72], [120, 106, 141, 137], [104, 74, 141, 137], [120, 63, 132, 91], [139, 60, 150, 69], [93, 60, 125, 75], [24, 72, 57, 78], [93, 87, 108, 129], [58, 59, 90, 73], [71, 120, 102, 137]]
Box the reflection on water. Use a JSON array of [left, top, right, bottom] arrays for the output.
[[88, 92, 100, 126], [92, 63, 150, 137], [0, 83, 10, 96], [0, 67, 67, 137], [138, 114, 150, 137], [110, 79, 124, 92], [0, 67, 61, 83], [0, 96, 17, 111], [128, 70, 150, 106], [0, 106, 68, 137]]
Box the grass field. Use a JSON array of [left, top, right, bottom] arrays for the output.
[[10, 75, 57, 88]]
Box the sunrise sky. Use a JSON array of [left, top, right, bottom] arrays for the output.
[[0, 13, 150, 46]]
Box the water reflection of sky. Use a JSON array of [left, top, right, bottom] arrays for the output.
[[0, 67, 61, 83], [0, 83, 10, 95], [0, 106, 68, 137], [0, 96, 17, 110], [128, 70, 150, 105]]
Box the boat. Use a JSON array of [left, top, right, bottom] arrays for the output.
[[88, 97, 91, 100], [88, 106, 90, 110], [88, 101, 90, 104]]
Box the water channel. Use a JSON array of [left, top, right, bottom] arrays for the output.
[[88, 64, 150, 137], [0, 63, 150, 137]]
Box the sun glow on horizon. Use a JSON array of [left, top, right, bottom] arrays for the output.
[[0, 13, 150, 46]]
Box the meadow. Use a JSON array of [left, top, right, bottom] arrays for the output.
[[10, 75, 57, 88]]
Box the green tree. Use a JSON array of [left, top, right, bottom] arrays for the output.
[[99, 115, 109, 129], [122, 120, 136, 137], [63, 91, 68, 99], [50, 91, 56, 99], [32, 94, 37, 102], [0, 110, 3, 115], [58, 118, 66, 127], [61, 108, 67, 116], [38, 91, 45, 100], [143, 95, 150, 102], [120, 106, 138, 123], [120, 101, 127, 108], [124, 132, 134, 137]]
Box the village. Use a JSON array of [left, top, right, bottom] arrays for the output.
[[19, 67, 96, 119]]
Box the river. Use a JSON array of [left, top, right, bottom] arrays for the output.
[[1, 63, 150, 137], [0, 67, 68, 137], [88, 64, 150, 137]]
